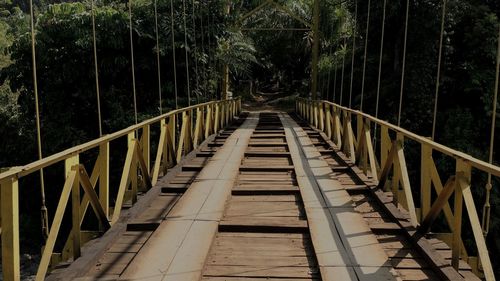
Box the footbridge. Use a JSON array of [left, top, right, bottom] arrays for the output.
[[0, 0, 499, 280], [0, 99, 499, 280]]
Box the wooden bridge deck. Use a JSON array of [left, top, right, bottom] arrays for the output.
[[48, 112, 477, 281]]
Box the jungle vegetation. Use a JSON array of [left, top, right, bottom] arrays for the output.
[[0, 0, 499, 277]]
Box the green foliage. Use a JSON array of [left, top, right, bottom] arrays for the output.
[[0, 19, 12, 67], [217, 30, 257, 78]]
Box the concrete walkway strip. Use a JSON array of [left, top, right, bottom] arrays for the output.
[[119, 113, 258, 281]]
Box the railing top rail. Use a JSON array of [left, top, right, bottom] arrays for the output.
[[299, 98, 500, 177], [0, 99, 238, 182]]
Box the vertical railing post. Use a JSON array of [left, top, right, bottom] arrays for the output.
[[229, 101, 233, 122], [99, 143, 109, 222], [205, 104, 212, 139], [219, 102, 225, 129], [319, 102, 325, 132], [231, 100, 235, 121], [305, 100, 309, 121], [193, 107, 203, 148], [307, 100, 311, 123], [302, 100, 305, 119], [141, 125, 150, 175], [357, 113, 363, 145], [161, 119, 169, 176], [325, 103, 332, 139], [128, 132, 138, 204], [313, 101, 318, 128], [72, 164, 80, 260], [65, 154, 80, 259], [152, 119, 166, 185], [307, 100, 311, 124], [342, 111, 355, 162], [214, 103, 220, 133], [380, 125, 390, 171], [333, 107, 342, 147], [421, 144, 432, 221], [452, 159, 470, 269], [1, 177, 20, 281], [168, 115, 176, 166], [225, 101, 230, 126], [392, 134, 403, 206]]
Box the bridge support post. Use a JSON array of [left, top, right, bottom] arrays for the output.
[[99, 143, 109, 221], [1, 177, 20, 281], [65, 155, 81, 260]]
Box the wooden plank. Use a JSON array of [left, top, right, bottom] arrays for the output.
[[220, 216, 308, 230], [239, 166, 294, 172], [203, 277, 319, 281], [230, 195, 299, 202], [225, 201, 304, 217], [215, 232, 307, 239], [203, 266, 319, 279]]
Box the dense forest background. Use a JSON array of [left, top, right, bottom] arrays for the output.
[[0, 0, 499, 278]]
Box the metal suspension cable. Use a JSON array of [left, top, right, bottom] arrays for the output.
[[348, 0, 357, 108], [431, 0, 447, 140], [339, 37, 346, 105], [397, 0, 410, 127], [91, 0, 103, 136], [192, 0, 199, 103], [208, 5, 215, 99], [170, 0, 179, 109], [207, 3, 213, 99], [333, 61, 338, 102], [373, 0, 387, 148], [128, 0, 138, 124], [200, 8, 207, 100], [482, 25, 500, 238], [326, 60, 332, 101], [182, 0, 191, 106], [326, 20, 335, 102], [29, 0, 49, 241], [374, 0, 387, 121], [359, 0, 370, 112], [153, 0, 163, 114]]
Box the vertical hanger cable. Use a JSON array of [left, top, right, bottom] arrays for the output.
[[128, 0, 138, 124], [183, 0, 191, 106], [29, 0, 49, 241], [170, 0, 179, 108], [431, 0, 447, 140], [359, 0, 370, 111], [397, 0, 410, 126], [348, 0, 357, 108], [154, 0, 163, 114]]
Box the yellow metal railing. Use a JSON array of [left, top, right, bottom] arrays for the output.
[[0, 98, 241, 281], [297, 98, 499, 281]]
